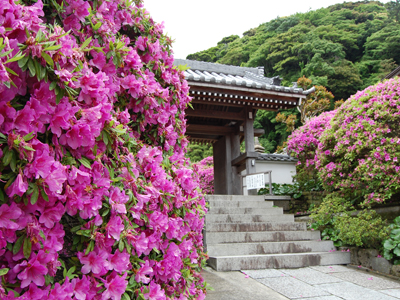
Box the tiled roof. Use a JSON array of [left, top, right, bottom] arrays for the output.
[[384, 66, 400, 79], [174, 59, 314, 95], [256, 153, 298, 162]]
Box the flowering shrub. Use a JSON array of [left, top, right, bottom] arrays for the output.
[[192, 157, 213, 195], [316, 78, 400, 204], [287, 110, 335, 187], [0, 0, 207, 299]]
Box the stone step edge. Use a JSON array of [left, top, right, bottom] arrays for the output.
[[207, 240, 331, 247], [209, 251, 348, 259]]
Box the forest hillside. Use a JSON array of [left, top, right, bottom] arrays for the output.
[[187, 1, 400, 101], [186, 1, 400, 154]]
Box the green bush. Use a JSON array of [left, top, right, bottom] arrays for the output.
[[310, 193, 389, 248], [335, 210, 389, 249], [383, 216, 400, 264]]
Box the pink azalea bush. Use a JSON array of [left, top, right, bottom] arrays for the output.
[[287, 110, 336, 169], [287, 110, 336, 187], [315, 78, 400, 204], [192, 157, 213, 194], [0, 0, 207, 299]]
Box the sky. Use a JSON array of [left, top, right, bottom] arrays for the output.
[[144, 0, 392, 59]]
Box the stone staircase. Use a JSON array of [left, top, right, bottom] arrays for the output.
[[205, 195, 351, 271]]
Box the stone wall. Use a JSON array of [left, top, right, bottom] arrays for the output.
[[349, 247, 400, 278]]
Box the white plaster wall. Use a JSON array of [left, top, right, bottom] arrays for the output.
[[241, 160, 297, 195], [255, 161, 296, 184]]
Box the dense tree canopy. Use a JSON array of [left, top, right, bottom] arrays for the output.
[[187, 1, 399, 101]]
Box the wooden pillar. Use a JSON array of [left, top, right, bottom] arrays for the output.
[[230, 131, 241, 195], [244, 106, 257, 195], [213, 135, 232, 195], [244, 106, 256, 174]]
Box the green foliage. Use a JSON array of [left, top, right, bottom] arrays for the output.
[[254, 108, 300, 153], [383, 216, 400, 264], [335, 210, 389, 249], [187, 1, 399, 101], [259, 182, 302, 198], [310, 193, 389, 248], [186, 143, 213, 162]]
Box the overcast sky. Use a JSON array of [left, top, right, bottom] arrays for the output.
[[144, 0, 392, 59]]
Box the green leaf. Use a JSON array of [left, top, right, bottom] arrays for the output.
[[85, 240, 94, 255], [0, 268, 9, 276], [43, 44, 62, 51], [118, 239, 124, 252], [384, 239, 396, 250], [30, 184, 39, 205], [27, 59, 35, 77], [384, 248, 394, 260], [3, 149, 13, 166], [22, 144, 35, 151], [0, 49, 13, 58], [36, 29, 45, 42], [122, 293, 130, 300], [23, 237, 32, 259], [10, 151, 16, 172], [4, 174, 17, 190], [23, 131, 35, 142], [394, 246, 400, 257], [49, 81, 57, 91], [5, 67, 18, 76], [101, 209, 110, 217], [5, 52, 25, 64], [13, 235, 24, 255], [41, 52, 54, 66], [40, 188, 49, 202], [80, 37, 92, 50], [56, 88, 65, 104], [93, 22, 102, 30], [78, 157, 92, 169]]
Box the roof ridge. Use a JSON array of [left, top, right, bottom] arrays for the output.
[[174, 59, 263, 77]]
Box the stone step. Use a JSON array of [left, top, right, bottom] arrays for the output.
[[206, 214, 294, 224], [206, 195, 266, 201], [208, 251, 351, 271], [264, 195, 291, 200], [207, 240, 335, 256], [206, 230, 321, 244], [208, 200, 274, 208], [206, 222, 307, 232], [207, 207, 283, 215]]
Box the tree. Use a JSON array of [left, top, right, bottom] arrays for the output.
[[386, 0, 400, 22]]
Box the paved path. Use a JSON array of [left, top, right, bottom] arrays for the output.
[[205, 265, 400, 300]]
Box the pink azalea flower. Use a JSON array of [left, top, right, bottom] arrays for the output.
[[101, 272, 128, 300], [106, 215, 124, 241], [108, 250, 131, 273], [39, 202, 65, 229], [78, 250, 108, 275], [135, 260, 153, 284], [6, 173, 28, 198], [16, 254, 48, 288], [143, 281, 166, 300], [0, 202, 22, 229]]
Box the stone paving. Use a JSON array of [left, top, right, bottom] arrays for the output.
[[242, 265, 400, 300]]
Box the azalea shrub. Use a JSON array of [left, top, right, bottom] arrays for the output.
[[0, 0, 208, 299], [192, 157, 213, 195], [315, 78, 400, 205], [287, 110, 335, 188]]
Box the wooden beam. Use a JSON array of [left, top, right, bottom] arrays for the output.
[[189, 83, 305, 103], [186, 124, 235, 135], [231, 151, 259, 167], [185, 108, 245, 121]]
